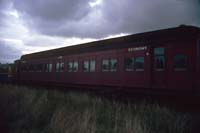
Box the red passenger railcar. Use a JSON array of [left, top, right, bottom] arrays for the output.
[[15, 25, 200, 94]]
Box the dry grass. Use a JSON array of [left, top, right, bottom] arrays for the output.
[[0, 84, 191, 133]]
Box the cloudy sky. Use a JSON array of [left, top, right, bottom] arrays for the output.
[[0, 0, 200, 63]]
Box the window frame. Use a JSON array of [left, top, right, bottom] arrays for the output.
[[124, 57, 134, 71], [83, 60, 96, 72], [83, 60, 90, 72], [101, 58, 118, 72], [154, 47, 165, 71], [67, 61, 73, 72], [90, 60, 96, 72], [73, 61, 79, 72], [56, 62, 64, 72], [45, 64, 49, 72], [60, 62, 64, 72], [56, 62, 60, 72], [46, 63, 53, 72], [67, 61, 78, 72], [135, 56, 144, 71], [110, 58, 118, 72], [173, 54, 187, 71], [102, 59, 110, 72]]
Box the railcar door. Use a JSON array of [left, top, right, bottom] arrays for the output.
[[123, 46, 149, 88], [167, 46, 195, 90], [151, 47, 167, 89]]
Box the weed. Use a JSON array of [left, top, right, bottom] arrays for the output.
[[0, 84, 191, 133]]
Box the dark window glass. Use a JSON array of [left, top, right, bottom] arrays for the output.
[[60, 62, 64, 72], [83, 61, 89, 72], [68, 62, 73, 72], [49, 64, 52, 72], [36, 64, 39, 72], [102, 58, 117, 72], [29, 65, 32, 72], [67, 61, 78, 72], [45, 63, 52, 72], [90, 60, 96, 72], [110, 59, 117, 71], [21, 64, 26, 72], [154, 56, 165, 70], [35, 64, 38, 72], [56, 62, 64, 72], [73, 61, 78, 72], [125, 57, 134, 71], [83, 60, 96, 72], [154, 48, 165, 70], [29, 64, 34, 72], [174, 55, 187, 71], [45, 64, 49, 72], [56, 63, 60, 72], [135, 57, 144, 71], [22, 64, 26, 72], [33, 65, 37, 72], [42, 64, 46, 72], [39, 64, 43, 72], [102, 59, 109, 71], [154, 48, 164, 55]]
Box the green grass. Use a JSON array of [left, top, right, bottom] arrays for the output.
[[0, 84, 191, 133]]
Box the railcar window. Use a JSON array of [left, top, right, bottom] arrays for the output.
[[56, 62, 64, 72], [49, 64, 52, 72], [21, 64, 27, 72], [102, 59, 117, 72], [125, 57, 134, 71], [135, 57, 144, 71], [32, 64, 35, 72], [83, 61, 89, 72], [28, 65, 31, 72], [35, 65, 38, 72], [30, 64, 34, 72], [102, 59, 109, 72], [56, 63, 60, 72], [39, 64, 43, 72], [154, 47, 164, 55], [29, 65, 33, 72], [90, 60, 96, 72], [73, 61, 78, 72], [26, 65, 29, 72], [83, 60, 96, 72], [60, 62, 64, 72], [45, 64, 48, 72], [42, 64, 45, 72], [36, 64, 39, 72], [110, 59, 117, 71], [174, 55, 187, 71], [68, 62, 73, 72], [154, 48, 165, 70]]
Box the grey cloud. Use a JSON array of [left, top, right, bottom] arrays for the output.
[[13, 0, 200, 38], [13, 0, 92, 34], [0, 40, 22, 63], [100, 0, 200, 34], [0, 0, 8, 23], [13, 0, 91, 21], [0, 0, 11, 9]]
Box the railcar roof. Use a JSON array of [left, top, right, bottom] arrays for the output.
[[21, 25, 200, 60]]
